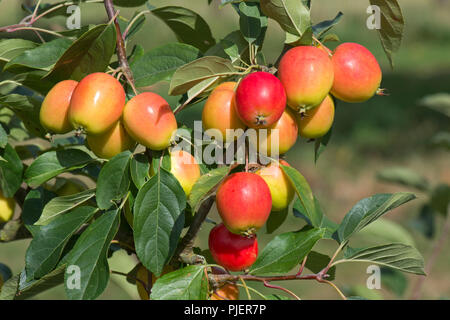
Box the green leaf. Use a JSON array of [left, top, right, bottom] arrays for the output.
[[357, 218, 415, 246], [16, 265, 66, 300], [381, 267, 408, 297], [151, 6, 216, 53], [369, 0, 405, 68], [0, 39, 37, 70], [169, 56, 236, 96], [0, 144, 23, 197], [4, 38, 72, 73], [65, 209, 120, 300], [130, 153, 150, 189], [334, 193, 416, 243], [114, 0, 148, 7], [133, 168, 186, 277], [131, 43, 201, 88], [188, 166, 229, 211], [281, 165, 319, 226], [238, 2, 268, 45], [205, 30, 249, 64], [0, 274, 19, 300], [419, 93, 450, 118], [45, 23, 116, 81], [376, 167, 429, 192], [25, 206, 97, 279], [150, 265, 208, 300], [122, 11, 146, 40], [36, 189, 96, 226], [430, 184, 450, 216], [314, 125, 332, 163], [265, 207, 289, 234], [260, 0, 311, 38], [249, 226, 324, 275], [312, 12, 343, 38], [96, 151, 132, 210], [410, 204, 435, 239], [305, 251, 336, 281], [22, 187, 57, 227], [336, 243, 425, 275], [24, 149, 95, 188]]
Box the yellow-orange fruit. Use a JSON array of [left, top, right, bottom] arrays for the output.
[[202, 82, 246, 142], [40, 80, 78, 134], [68, 73, 125, 135], [255, 160, 295, 212], [252, 108, 298, 157], [86, 121, 135, 159], [211, 283, 240, 300], [123, 92, 177, 150], [297, 95, 335, 139], [169, 150, 201, 196], [0, 190, 15, 223]]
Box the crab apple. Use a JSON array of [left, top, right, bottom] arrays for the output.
[[68, 73, 125, 135], [0, 190, 15, 223], [234, 71, 286, 129], [210, 268, 239, 300], [252, 108, 298, 157], [331, 42, 382, 103], [86, 121, 135, 159], [297, 95, 335, 139], [40, 80, 78, 134], [278, 45, 334, 111], [202, 82, 246, 142], [209, 223, 258, 272], [255, 160, 295, 212], [216, 172, 272, 235], [169, 150, 201, 196], [123, 92, 177, 150]]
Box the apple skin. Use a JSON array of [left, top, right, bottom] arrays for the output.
[[331, 42, 382, 103], [202, 82, 246, 142], [234, 72, 286, 129], [255, 160, 295, 212], [86, 121, 135, 159], [209, 223, 258, 272], [169, 150, 201, 196], [297, 95, 335, 139], [278, 45, 334, 111], [0, 190, 15, 223], [216, 172, 272, 235], [40, 80, 78, 134], [68, 73, 125, 135], [122, 92, 177, 151], [252, 108, 298, 157]]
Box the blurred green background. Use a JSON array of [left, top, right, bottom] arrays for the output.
[[0, 0, 449, 300]]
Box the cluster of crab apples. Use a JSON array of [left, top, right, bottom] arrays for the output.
[[38, 42, 382, 294]]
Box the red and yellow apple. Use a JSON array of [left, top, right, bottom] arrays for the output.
[[86, 121, 135, 159], [297, 95, 335, 139]]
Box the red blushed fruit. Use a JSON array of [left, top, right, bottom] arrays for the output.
[[278, 45, 334, 111], [86, 121, 135, 159], [122, 92, 178, 150], [69, 73, 125, 135], [40, 80, 78, 134], [297, 95, 335, 139], [209, 223, 258, 272], [216, 172, 272, 235], [234, 71, 286, 129], [331, 42, 382, 103]]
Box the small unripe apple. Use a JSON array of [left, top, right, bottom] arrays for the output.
[[0, 190, 15, 223], [331, 42, 382, 102], [255, 160, 295, 212], [216, 172, 272, 235], [202, 82, 246, 142], [234, 72, 286, 129], [69, 73, 126, 135], [297, 95, 335, 139], [252, 108, 298, 157], [169, 150, 201, 196], [40, 80, 78, 134], [86, 121, 135, 159], [278, 46, 334, 111], [209, 223, 258, 272], [122, 92, 177, 151]]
